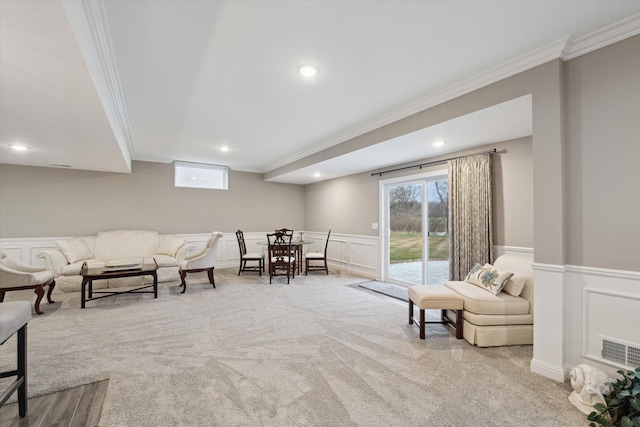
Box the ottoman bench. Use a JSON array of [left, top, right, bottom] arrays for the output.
[[408, 285, 464, 339]]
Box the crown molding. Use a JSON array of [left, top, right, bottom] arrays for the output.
[[266, 14, 640, 174], [562, 13, 640, 60]]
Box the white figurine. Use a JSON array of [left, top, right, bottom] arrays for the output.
[[568, 364, 611, 415]]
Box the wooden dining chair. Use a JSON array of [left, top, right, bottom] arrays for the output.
[[305, 229, 331, 275], [276, 228, 298, 271], [267, 231, 295, 284], [236, 230, 265, 276]]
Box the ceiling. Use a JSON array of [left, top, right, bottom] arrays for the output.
[[1, 1, 639, 184]]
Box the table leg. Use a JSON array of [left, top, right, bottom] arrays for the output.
[[153, 272, 158, 298], [81, 278, 87, 309]]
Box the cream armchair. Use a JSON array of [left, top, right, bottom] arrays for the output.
[[0, 250, 55, 314], [178, 232, 223, 293]]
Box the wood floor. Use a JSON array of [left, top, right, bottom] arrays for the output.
[[0, 379, 108, 427]]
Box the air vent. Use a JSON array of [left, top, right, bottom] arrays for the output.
[[629, 346, 640, 367], [601, 337, 640, 367]]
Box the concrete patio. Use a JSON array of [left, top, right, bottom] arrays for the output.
[[388, 260, 449, 286]]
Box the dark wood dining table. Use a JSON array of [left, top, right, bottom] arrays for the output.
[[258, 240, 312, 274]]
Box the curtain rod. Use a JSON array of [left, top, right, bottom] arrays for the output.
[[370, 148, 497, 177]]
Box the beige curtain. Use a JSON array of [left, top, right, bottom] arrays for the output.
[[448, 153, 493, 281]]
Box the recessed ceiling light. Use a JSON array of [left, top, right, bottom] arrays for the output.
[[298, 65, 318, 77], [220, 146, 229, 152], [432, 140, 446, 147], [314, 172, 321, 178], [9, 144, 30, 151]]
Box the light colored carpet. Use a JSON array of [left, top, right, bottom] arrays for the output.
[[1, 269, 588, 426]]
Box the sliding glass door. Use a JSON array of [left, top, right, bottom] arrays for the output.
[[425, 178, 449, 285], [384, 175, 449, 286], [387, 182, 424, 284]]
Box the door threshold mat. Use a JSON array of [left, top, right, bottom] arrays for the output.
[[356, 281, 409, 302]]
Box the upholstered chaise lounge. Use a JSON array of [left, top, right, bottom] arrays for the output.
[[38, 230, 192, 293], [443, 253, 534, 347]]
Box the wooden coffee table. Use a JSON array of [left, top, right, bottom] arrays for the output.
[[80, 260, 159, 308]]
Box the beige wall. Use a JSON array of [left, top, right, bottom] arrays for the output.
[[305, 171, 379, 236], [0, 160, 305, 238], [305, 137, 534, 248], [564, 35, 640, 271], [2, 37, 637, 271], [492, 137, 533, 247]]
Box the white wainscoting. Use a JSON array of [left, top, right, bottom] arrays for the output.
[[0, 236, 525, 278], [0, 237, 61, 267], [530, 263, 567, 382], [532, 262, 640, 381], [0, 231, 380, 279], [564, 265, 640, 377], [494, 245, 534, 257]]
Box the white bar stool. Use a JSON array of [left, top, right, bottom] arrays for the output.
[[0, 301, 32, 417]]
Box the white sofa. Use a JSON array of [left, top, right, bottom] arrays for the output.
[[443, 253, 534, 347], [38, 230, 192, 293]]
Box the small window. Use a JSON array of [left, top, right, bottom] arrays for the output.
[[174, 161, 228, 190]]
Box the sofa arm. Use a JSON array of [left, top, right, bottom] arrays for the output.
[[0, 265, 37, 287], [37, 249, 69, 276], [175, 243, 195, 263]]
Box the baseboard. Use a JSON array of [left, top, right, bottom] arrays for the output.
[[530, 358, 566, 382]]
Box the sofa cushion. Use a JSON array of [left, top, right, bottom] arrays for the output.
[[56, 238, 93, 264], [94, 230, 159, 261], [462, 310, 533, 326], [464, 263, 513, 295], [503, 273, 526, 297], [409, 285, 463, 310], [445, 281, 529, 315], [156, 235, 185, 256]]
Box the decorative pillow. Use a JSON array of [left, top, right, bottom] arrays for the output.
[[56, 238, 93, 264], [503, 273, 526, 297], [465, 263, 513, 295], [156, 234, 185, 256]]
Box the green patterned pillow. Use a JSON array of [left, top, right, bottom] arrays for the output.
[[465, 263, 513, 295]]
